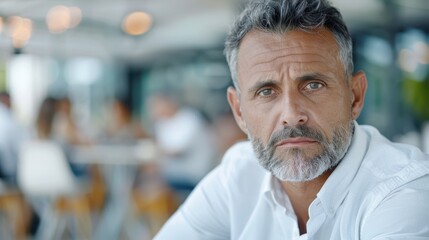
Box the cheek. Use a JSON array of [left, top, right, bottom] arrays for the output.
[[334, 100, 353, 121], [241, 108, 273, 143], [320, 109, 353, 140], [316, 94, 352, 120], [306, 98, 353, 138]]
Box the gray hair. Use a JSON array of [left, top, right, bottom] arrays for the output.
[[224, 0, 353, 90]]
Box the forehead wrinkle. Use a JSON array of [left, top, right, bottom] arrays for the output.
[[237, 32, 339, 71], [281, 62, 338, 82], [240, 54, 336, 80], [237, 29, 344, 88], [240, 52, 333, 69], [240, 44, 333, 60], [239, 45, 338, 72], [240, 30, 338, 53]]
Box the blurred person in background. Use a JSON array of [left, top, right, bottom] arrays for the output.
[[146, 91, 216, 200], [155, 0, 429, 239], [0, 91, 32, 239], [35, 96, 89, 178], [29, 96, 105, 238], [104, 97, 147, 143], [53, 97, 93, 147], [0, 91, 28, 185]]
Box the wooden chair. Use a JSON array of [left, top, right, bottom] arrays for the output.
[[130, 166, 179, 237], [0, 181, 32, 240]]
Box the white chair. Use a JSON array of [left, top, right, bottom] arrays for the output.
[[17, 140, 91, 240]]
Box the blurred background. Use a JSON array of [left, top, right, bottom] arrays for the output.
[[0, 0, 428, 239]]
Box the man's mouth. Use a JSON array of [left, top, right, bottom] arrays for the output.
[[275, 137, 318, 147]]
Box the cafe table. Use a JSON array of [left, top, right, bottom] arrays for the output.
[[74, 139, 158, 240]]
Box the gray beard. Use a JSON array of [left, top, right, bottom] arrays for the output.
[[250, 121, 354, 182]]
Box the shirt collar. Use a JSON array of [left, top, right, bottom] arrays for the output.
[[317, 122, 369, 217], [262, 169, 295, 214], [261, 171, 275, 204]]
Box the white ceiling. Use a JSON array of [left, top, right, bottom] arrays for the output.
[[0, 0, 428, 64], [0, 0, 235, 63]]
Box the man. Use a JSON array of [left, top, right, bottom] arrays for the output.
[[146, 92, 216, 197], [0, 91, 27, 185], [155, 0, 429, 239]]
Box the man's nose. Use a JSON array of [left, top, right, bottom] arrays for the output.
[[279, 93, 309, 127]]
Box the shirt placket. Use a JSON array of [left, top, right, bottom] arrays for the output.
[[306, 198, 327, 240]]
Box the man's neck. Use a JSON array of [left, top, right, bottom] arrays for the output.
[[279, 170, 333, 235]]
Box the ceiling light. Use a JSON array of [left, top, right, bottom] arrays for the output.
[[68, 7, 82, 29], [122, 11, 152, 36], [8, 16, 33, 48], [46, 5, 71, 33], [46, 5, 81, 33]]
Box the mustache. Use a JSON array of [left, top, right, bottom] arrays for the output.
[[268, 125, 325, 147]]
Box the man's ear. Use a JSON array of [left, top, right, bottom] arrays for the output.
[[227, 86, 248, 134], [350, 71, 368, 120]]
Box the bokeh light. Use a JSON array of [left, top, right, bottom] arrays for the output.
[[46, 5, 82, 34], [8, 16, 33, 48], [122, 11, 152, 36]]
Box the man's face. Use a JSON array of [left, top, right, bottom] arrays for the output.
[[227, 28, 367, 182]]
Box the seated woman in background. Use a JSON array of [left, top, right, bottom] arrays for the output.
[[35, 96, 90, 178]]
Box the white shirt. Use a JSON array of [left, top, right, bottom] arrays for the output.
[[0, 103, 27, 180], [154, 108, 216, 184], [155, 124, 429, 240]]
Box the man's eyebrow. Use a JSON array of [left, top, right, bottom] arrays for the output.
[[296, 72, 332, 81], [247, 79, 278, 94]]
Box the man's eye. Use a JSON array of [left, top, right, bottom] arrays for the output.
[[257, 88, 273, 96], [305, 82, 323, 90]]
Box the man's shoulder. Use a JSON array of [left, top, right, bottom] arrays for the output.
[[352, 125, 429, 206], [361, 124, 429, 177], [329, 125, 429, 235]]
